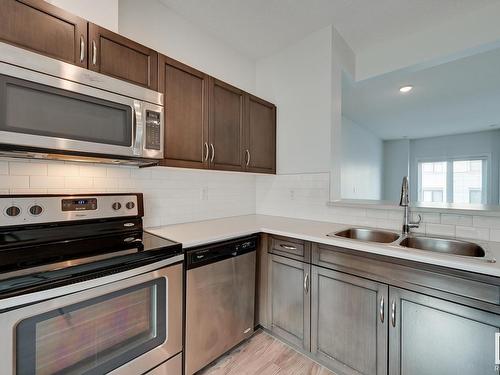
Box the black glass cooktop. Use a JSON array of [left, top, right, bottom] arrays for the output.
[[0, 219, 181, 300]]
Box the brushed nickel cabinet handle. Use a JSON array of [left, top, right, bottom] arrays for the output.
[[391, 299, 396, 327], [280, 244, 297, 250], [379, 296, 384, 323], [245, 149, 250, 167], [204, 142, 209, 161], [210, 144, 215, 162], [92, 40, 97, 65], [304, 273, 309, 294], [79, 35, 85, 62]]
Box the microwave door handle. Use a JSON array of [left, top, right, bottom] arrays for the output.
[[132, 103, 143, 156]]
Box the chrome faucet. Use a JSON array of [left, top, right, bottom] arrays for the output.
[[399, 176, 421, 235]]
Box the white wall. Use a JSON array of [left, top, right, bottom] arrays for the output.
[[118, 0, 255, 92], [45, 0, 119, 32], [383, 139, 410, 202], [341, 116, 382, 200], [256, 26, 333, 174]]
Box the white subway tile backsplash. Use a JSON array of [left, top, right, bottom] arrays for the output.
[[64, 176, 94, 189], [106, 167, 131, 178], [424, 223, 456, 237], [490, 229, 500, 242], [0, 159, 256, 226], [455, 226, 490, 241], [29, 175, 65, 189], [473, 216, 500, 229], [10, 162, 47, 176], [441, 214, 473, 227], [47, 163, 79, 177], [0, 162, 8, 175], [0, 175, 30, 189]]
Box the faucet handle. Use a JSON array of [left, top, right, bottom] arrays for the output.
[[409, 213, 422, 228]]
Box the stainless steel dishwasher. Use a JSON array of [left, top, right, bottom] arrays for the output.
[[185, 235, 257, 375]]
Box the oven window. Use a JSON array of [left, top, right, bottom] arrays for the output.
[[0, 75, 133, 147], [16, 279, 166, 375]]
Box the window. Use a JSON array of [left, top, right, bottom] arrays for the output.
[[418, 158, 487, 205], [419, 161, 447, 203]]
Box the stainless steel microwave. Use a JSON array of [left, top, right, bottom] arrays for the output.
[[0, 42, 164, 166]]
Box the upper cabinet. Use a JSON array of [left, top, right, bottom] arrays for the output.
[[88, 23, 158, 91], [0, 0, 88, 67], [159, 55, 209, 169], [0, 0, 276, 174], [209, 78, 245, 172], [244, 95, 276, 173]]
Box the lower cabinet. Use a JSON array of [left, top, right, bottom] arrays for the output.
[[389, 287, 500, 375], [267, 254, 311, 351], [311, 266, 388, 375], [265, 237, 500, 375]]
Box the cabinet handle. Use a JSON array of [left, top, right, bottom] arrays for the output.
[[304, 273, 309, 294], [245, 149, 250, 167], [92, 40, 97, 65], [79, 35, 85, 62], [280, 244, 297, 251], [391, 299, 396, 327], [379, 296, 384, 323], [203, 142, 209, 161], [210, 144, 215, 162]]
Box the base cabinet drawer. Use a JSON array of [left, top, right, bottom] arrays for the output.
[[311, 266, 388, 375], [267, 254, 311, 352], [389, 287, 500, 375]]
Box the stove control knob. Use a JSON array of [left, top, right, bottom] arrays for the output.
[[112, 202, 122, 211], [126, 201, 135, 210], [29, 205, 43, 216], [5, 206, 21, 217]]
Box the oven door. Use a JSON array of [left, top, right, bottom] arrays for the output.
[[0, 63, 163, 160], [0, 262, 182, 375]]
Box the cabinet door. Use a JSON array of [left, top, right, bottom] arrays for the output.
[[159, 55, 209, 169], [244, 95, 276, 174], [0, 0, 87, 67], [389, 287, 500, 375], [88, 23, 158, 90], [311, 266, 388, 375], [267, 254, 311, 351], [208, 78, 245, 171]]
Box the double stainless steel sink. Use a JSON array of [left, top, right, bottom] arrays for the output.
[[328, 228, 487, 258]]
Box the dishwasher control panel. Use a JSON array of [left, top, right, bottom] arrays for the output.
[[186, 235, 258, 269]]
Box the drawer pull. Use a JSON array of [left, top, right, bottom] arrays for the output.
[[280, 244, 297, 251]]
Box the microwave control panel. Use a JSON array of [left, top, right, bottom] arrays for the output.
[[145, 110, 161, 150]]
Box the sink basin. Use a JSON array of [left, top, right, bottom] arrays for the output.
[[399, 236, 485, 257], [330, 228, 400, 243]]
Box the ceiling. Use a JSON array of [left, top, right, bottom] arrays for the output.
[[158, 0, 495, 59], [342, 46, 500, 140]]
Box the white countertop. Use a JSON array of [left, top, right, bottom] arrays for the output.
[[146, 214, 500, 277]]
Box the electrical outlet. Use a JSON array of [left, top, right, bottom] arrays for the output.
[[200, 186, 209, 200]]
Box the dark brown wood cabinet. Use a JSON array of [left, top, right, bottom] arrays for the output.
[[209, 78, 245, 172], [159, 55, 209, 169], [0, 0, 88, 67], [244, 95, 276, 173], [0, 0, 276, 174], [88, 23, 158, 90]]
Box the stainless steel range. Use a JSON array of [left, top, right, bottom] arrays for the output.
[[0, 193, 183, 375]]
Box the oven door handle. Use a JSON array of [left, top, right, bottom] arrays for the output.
[[132, 102, 143, 156]]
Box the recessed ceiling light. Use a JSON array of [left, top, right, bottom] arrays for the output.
[[399, 86, 413, 93]]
